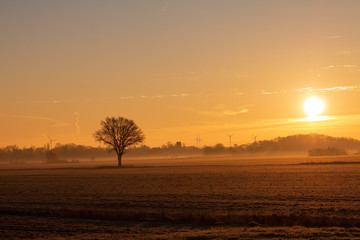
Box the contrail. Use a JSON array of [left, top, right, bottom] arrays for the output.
[[74, 112, 80, 134], [0, 113, 68, 127], [161, 1, 169, 12]]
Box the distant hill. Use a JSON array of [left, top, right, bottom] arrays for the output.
[[241, 133, 360, 154]]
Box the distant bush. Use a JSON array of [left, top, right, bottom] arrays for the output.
[[308, 147, 347, 156], [203, 144, 226, 155], [45, 151, 68, 163]]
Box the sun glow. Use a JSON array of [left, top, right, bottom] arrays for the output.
[[303, 97, 325, 117]]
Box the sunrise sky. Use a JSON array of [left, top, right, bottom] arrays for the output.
[[1, 0, 360, 148]]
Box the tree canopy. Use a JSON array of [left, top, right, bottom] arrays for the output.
[[94, 117, 145, 167]]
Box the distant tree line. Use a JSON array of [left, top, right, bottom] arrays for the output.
[[308, 147, 347, 156], [0, 142, 202, 163], [0, 144, 112, 163], [1, 133, 360, 163], [204, 134, 360, 155]]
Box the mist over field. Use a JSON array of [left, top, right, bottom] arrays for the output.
[[2, 157, 360, 239], [2, 0, 360, 239], [2, 134, 360, 239], [1, 133, 360, 167]]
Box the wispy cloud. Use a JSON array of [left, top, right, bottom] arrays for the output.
[[336, 50, 352, 56], [324, 35, 342, 39], [152, 95, 164, 99], [233, 84, 358, 98], [296, 86, 358, 93], [296, 116, 332, 122], [188, 104, 252, 116], [16, 100, 61, 104], [260, 90, 280, 95], [120, 96, 134, 100], [222, 109, 249, 115], [161, 1, 169, 12], [0, 113, 68, 127], [159, 115, 355, 135], [321, 64, 357, 70], [46, 100, 60, 104], [118, 93, 190, 100], [74, 112, 80, 134], [317, 86, 358, 91]]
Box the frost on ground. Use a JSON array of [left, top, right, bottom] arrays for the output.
[[1, 159, 360, 239], [1, 215, 360, 240]]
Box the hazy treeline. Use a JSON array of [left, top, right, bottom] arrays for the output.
[[127, 142, 202, 156], [308, 147, 348, 156], [0, 142, 202, 162], [0, 144, 111, 163], [1, 134, 359, 162], [204, 133, 360, 155]]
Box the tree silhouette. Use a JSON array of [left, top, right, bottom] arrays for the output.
[[94, 117, 145, 167]]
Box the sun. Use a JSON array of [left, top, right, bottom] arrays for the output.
[[303, 97, 325, 117]]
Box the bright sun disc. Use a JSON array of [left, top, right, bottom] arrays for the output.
[[303, 97, 325, 117]]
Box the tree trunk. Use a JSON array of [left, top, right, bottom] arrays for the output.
[[117, 153, 122, 167]]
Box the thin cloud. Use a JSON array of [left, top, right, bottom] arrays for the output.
[[117, 93, 190, 100], [0, 113, 68, 127], [321, 65, 335, 70], [260, 90, 280, 95], [74, 112, 80, 134], [156, 115, 351, 136], [16, 100, 61, 104], [295, 87, 313, 92], [120, 96, 134, 100], [46, 100, 60, 104], [296, 86, 358, 93], [188, 105, 252, 116], [336, 50, 352, 56], [151, 93, 189, 99], [324, 35, 342, 39], [296, 116, 332, 122], [222, 109, 249, 115], [152, 95, 164, 99], [161, 1, 169, 12], [318, 86, 358, 91], [147, 117, 296, 136], [171, 94, 189, 97], [321, 64, 357, 70]]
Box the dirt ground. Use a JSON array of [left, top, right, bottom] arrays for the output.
[[2, 214, 360, 240], [1, 155, 360, 239]]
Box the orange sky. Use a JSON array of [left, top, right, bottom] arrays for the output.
[[1, 1, 360, 148]]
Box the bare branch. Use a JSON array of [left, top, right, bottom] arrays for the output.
[[93, 116, 145, 167]]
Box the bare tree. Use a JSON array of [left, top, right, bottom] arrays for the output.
[[94, 117, 145, 167]]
